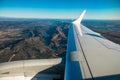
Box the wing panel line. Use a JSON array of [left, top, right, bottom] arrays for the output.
[[74, 24, 94, 80]]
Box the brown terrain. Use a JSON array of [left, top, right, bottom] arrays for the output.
[[0, 19, 69, 63], [0, 19, 120, 63]]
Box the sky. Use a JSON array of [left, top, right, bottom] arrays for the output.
[[0, 0, 120, 20]]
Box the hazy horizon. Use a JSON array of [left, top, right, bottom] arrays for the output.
[[0, 0, 120, 20], [0, 16, 120, 20]]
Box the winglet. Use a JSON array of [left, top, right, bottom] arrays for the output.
[[72, 10, 86, 36], [73, 10, 86, 24]]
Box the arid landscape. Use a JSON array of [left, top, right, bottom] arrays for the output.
[[0, 18, 120, 63], [0, 19, 70, 63]]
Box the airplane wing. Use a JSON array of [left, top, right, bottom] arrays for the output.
[[0, 58, 62, 80], [65, 10, 120, 80]]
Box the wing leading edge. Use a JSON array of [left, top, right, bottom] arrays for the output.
[[65, 10, 120, 80]]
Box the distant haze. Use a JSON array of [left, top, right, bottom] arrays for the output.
[[0, 0, 120, 20]]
